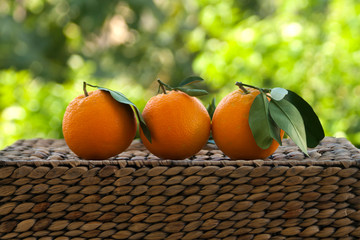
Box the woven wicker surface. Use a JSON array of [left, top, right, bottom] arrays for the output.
[[1, 137, 360, 167], [0, 137, 360, 239]]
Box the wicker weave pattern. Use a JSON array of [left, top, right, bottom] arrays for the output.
[[0, 137, 360, 239]]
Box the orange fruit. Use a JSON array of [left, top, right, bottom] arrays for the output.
[[212, 87, 283, 159], [62, 89, 137, 159], [140, 90, 211, 160]]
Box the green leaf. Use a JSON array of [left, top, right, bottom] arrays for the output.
[[86, 83, 152, 143], [249, 92, 282, 146], [284, 90, 324, 148], [269, 99, 308, 155], [268, 115, 282, 145], [249, 92, 277, 149], [133, 107, 152, 143], [249, 91, 281, 149], [270, 87, 288, 101], [178, 76, 204, 87], [207, 98, 216, 119], [101, 87, 134, 106], [174, 87, 208, 96]]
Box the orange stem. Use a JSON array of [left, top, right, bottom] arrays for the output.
[[83, 82, 89, 97]]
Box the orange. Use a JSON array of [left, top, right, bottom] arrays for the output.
[[62, 89, 137, 159], [212, 87, 283, 159], [140, 90, 211, 160]]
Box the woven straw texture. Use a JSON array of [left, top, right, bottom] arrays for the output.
[[0, 137, 360, 240]]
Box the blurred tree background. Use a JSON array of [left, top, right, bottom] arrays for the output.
[[1, 0, 360, 149]]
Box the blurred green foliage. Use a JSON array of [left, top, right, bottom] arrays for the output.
[[1, 0, 360, 149]]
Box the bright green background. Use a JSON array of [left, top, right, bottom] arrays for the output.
[[1, 0, 360, 149]]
